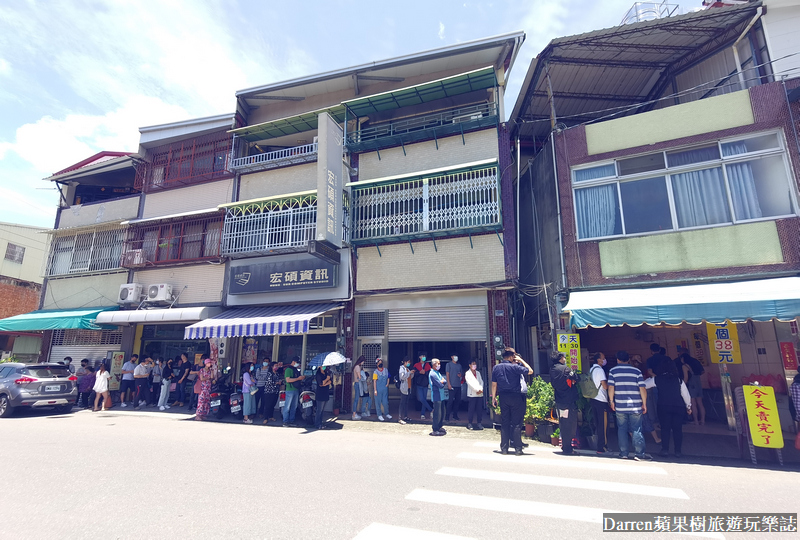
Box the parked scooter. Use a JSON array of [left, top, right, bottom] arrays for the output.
[[209, 373, 233, 420], [278, 374, 316, 425], [229, 381, 243, 419]]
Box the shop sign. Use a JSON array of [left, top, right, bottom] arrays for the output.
[[706, 320, 741, 364], [316, 112, 344, 248], [557, 333, 580, 371], [229, 257, 336, 295], [109, 351, 125, 391], [780, 342, 798, 371], [742, 385, 784, 448]]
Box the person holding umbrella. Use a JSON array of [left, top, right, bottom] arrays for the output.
[[315, 366, 333, 429]]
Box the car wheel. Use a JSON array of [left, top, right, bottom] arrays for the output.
[[56, 404, 73, 414], [0, 395, 14, 418]]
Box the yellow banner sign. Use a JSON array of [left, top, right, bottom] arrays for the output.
[[743, 385, 784, 448], [557, 333, 581, 371], [706, 320, 741, 364], [109, 352, 125, 391]]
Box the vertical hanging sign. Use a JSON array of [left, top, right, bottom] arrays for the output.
[[742, 385, 784, 449], [706, 320, 742, 364], [557, 333, 581, 371], [316, 112, 343, 249]]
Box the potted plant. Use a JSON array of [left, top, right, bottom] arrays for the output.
[[551, 428, 561, 446], [524, 399, 536, 438], [527, 377, 555, 440]]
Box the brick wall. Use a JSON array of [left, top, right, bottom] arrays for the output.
[[0, 277, 41, 319], [555, 80, 800, 289]]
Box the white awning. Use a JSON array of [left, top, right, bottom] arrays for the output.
[[184, 303, 341, 339], [95, 307, 223, 326], [120, 208, 221, 226]]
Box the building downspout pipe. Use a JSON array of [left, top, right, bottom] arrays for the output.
[[550, 131, 566, 291], [733, 6, 763, 91], [516, 136, 521, 277]]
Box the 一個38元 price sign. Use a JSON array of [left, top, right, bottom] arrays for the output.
[[706, 320, 741, 364]]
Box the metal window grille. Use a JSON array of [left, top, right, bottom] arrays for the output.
[[230, 142, 318, 173], [45, 227, 126, 277], [361, 343, 381, 369], [351, 166, 499, 241], [4, 243, 25, 263], [357, 311, 386, 337], [223, 196, 317, 257], [122, 215, 223, 267], [134, 131, 233, 192], [51, 329, 123, 346]]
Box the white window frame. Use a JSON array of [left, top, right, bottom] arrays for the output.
[[46, 227, 126, 276], [571, 130, 798, 241]]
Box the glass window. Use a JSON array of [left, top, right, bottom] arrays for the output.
[[619, 177, 673, 234], [617, 153, 665, 176], [726, 156, 793, 220], [242, 336, 273, 365], [721, 134, 780, 156], [666, 145, 720, 168], [574, 184, 622, 239], [4, 243, 25, 263], [305, 334, 337, 366], [671, 167, 731, 228], [573, 164, 616, 182], [277, 335, 303, 365], [23, 367, 71, 378]]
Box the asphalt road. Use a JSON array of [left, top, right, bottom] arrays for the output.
[[1, 408, 799, 540]]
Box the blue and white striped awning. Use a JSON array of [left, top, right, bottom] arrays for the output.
[[183, 303, 341, 339]]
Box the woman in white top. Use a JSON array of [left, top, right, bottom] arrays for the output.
[[93, 363, 113, 412], [464, 360, 485, 430]]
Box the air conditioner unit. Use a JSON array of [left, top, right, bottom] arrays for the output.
[[217, 338, 228, 359], [452, 113, 483, 124], [118, 283, 143, 304], [122, 249, 145, 267], [147, 283, 174, 303]]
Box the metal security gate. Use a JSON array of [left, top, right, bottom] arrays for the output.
[[48, 329, 123, 370], [387, 306, 487, 342]]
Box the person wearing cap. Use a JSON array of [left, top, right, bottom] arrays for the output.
[[491, 348, 533, 455], [413, 353, 433, 419], [550, 351, 579, 455], [608, 350, 652, 461], [428, 359, 447, 436], [195, 357, 215, 421], [282, 356, 305, 427], [445, 354, 463, 422]]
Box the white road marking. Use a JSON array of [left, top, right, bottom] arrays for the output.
[[352, 523, 477, 540], [89, 410, 195, 420], [473, 441, 561, 452], [457, 452, 668, 475], [436, 467, 689, 499], [406, 489, 724, 539]]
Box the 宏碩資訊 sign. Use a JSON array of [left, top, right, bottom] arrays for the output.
[[229, 257, 337, 295]]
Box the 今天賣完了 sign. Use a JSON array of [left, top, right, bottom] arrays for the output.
[[743, 384, 784, 449]]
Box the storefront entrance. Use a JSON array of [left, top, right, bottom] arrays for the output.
[[140, 324, 209, 363]]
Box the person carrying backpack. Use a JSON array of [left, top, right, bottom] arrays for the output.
[[588, 352, 610, 454]]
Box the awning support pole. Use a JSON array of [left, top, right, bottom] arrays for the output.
[[460, 122, 465, 145], [400, 139, 406, 156], [496, 231, 504, 247], [468, 232, 474, 249], [433, 131, 438, 150], [408, 240, 414, 254], [375, 244, 381, 257], [431, 235, 437, 252]]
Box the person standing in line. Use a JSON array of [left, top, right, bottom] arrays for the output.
[[314, 366, 332, 429], [445, 354, 463, 422], [398, 356, 414, 425], [550, 352, 580, 455], [351, 356, 366, 421], [491, 348, 533, 455], [790, 374, 800, 434], [262, 362, 282, 424], [282, 356, 305, 427], [76, 359, 89, 408], [171, 354, 188, 407], [93, 363, 113, 411], [158, 358, 174, 411], [589, 352, 610, 454], [675, 350, 706, 426], [414, 353, 433, 419], [195, 358, 214, 422], [608, 350, 652, 461], [428, 359, 447, 436], [119, 355, 138, 407], [372, 357, 392, 421], [254, 356, 271, 419], [79, 366, 96, 409], [151, 358, 163, 405], [464, 359, 484, 430], [242, 363, 257, 424], [133, 355, 153, 410], [654, 358, 692, 458]]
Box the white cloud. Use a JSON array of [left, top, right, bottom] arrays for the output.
[[0, 58, 9, 76], [438, 22, 446, 40]]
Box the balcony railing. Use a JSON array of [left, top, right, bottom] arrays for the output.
[[223, 201, 317, 258], [230, 143, 318, 174], [346, 102, 498, 154], [45, 226, 126, 277], [351, 165, 500, 243], [121, 215, 224, 267]]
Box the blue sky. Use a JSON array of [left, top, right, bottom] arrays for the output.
[[0, 0, 699, 228]]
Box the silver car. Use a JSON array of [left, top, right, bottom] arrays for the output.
[[0, 363, 77, 417]]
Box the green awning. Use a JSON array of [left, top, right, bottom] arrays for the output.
[[342, 66, 497, 117], [230, 106, 346, 142], [0, 306, 119, 332]]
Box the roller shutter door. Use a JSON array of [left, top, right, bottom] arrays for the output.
[[387, 306, 487, 342], [49, 346, 118, 369]]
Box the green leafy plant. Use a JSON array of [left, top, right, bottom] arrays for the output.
[[0, 355, 18, 364], [552, 428, 560, 438], [525, 377, 555, 425]]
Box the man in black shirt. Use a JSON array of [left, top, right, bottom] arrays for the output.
[[550, 352, 579, 455], [491, 348, 533, 455], [314, 367, 332, 429]]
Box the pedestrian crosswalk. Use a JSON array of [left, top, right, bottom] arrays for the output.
[[354, 441, 725, 540]]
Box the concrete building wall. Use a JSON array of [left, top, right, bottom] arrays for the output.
[[142, 179, 234, 218], [42, 271, 128, 309], [0, 223, 48, 284], [57, 195, 140, 229], [238, 163, 317, 201], [358, 129, 499, 181], [355, 233, 505, 291], [763, 2, 800, 80], [133, 264, 225, 305]]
